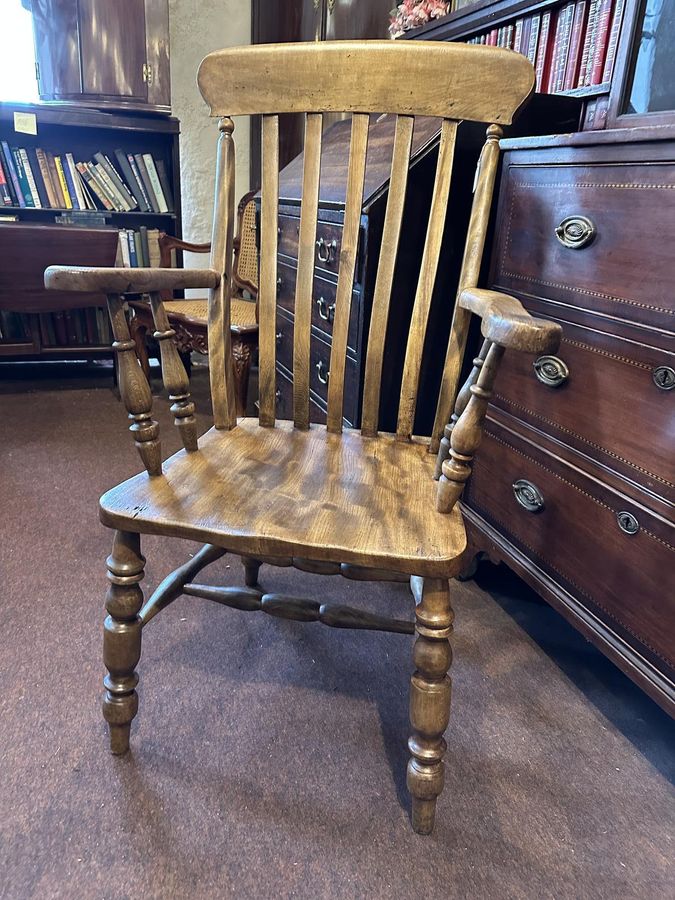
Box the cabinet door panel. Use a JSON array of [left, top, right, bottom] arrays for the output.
[[32, 0, 82, 99], [326, 0, 393, 39], [78, 0, 147, 100], [144, 0, 171, 108]]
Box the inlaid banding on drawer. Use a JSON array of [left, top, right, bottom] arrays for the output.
[[492, 318, 675, 502], [494, 166, 675, 331], [463, 420, 675, 671]]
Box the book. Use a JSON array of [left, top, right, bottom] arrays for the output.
[[1, 141, 24, 207], [142, 154, 168, 213], [133, 230, 144, 266], [551, 3, 575, 93], [590, 0, 614, 85], [139, 225, 151, 268], [46, 152, 66, 208], [535, 12, 553, 92], [114, 149, 150, 213], [20, 149, 44, 208], [94, 152, 137, 209], [119, 229, 131, 267], [54, 156, 73, 209], [513, 18, 525, 54], [93, 161, 127, 211], [12, 148, 35, 207], [76, 162, 113, 211], [66, 153, 87, 210], [564, 2, 589, 91], [127, 229, 138, 267], [135, 153, 160, 212], [526, 15, 541, 66], [487, 28, 498, 46], [602, 0, 625, 83], [0, 156, 13, 206], [147, 228, 162, 267], [579, 0, 601, 86], [26, 149, 51, 208], [61, 154, 81, 210], [154, 159, 174, 212], [127, 153, 154, 211], [35, 148, 59, 208]]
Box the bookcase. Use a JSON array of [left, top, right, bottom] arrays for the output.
[[403, 0, 640, 131], [0, 101, 181, 360]]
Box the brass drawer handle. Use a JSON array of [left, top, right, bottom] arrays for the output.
[[316, 296, 336, 322], [617, 511, 639, 535], [276, 276, 283, 298], [513, 479, 545, 513], [275, 331, 284, 345], [555, 215, 596, 249], [533, 354, 569, 388], [315, 359, 330, 385], [653, 365, 675, 391], [316, 237, 337, 264]]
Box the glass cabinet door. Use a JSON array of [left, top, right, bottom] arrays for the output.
[[624, 0, 675, 116]]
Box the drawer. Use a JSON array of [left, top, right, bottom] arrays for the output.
[[491, 317, 675, 504], [463, 418, 675, 673], [277, 261, 361, 353], [275, 309, 359, 425], [278, 213, 344, 276], [492, 160, 675, 332]]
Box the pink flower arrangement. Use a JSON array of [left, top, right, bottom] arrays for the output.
[[389, 1, 451, 38]]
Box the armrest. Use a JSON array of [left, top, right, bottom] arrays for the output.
[[44, 265, 220, 295], [158, 233, 211, 254], [459, 287, 561, 354]]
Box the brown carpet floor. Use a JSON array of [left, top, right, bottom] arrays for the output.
[[1, 360, 673, 900]]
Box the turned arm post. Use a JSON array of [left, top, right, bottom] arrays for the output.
[[148, 291, 198, 452], [107, 293, 162, 476], [436, 340, 504, 513], [433, 338, 490, 481]]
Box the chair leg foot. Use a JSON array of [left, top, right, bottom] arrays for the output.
[[242, 556, 262, 588], [407, 577, 453, 835], [103, 531, 145, 755]]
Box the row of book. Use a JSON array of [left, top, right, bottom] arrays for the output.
[[466, 0, 625, 93], [115, 227, 163, 268], [0, 307, 114, 348], [0, 143, 174, 214]]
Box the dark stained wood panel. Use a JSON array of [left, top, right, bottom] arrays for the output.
[[78, 0, 147, 99]]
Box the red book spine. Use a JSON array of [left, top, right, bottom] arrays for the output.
[[591, 0, 614, 85], [535, 11, 553, 92], [601, 0, 625, 82], [545, 11, 562, 93], [564, 1, 588, 90], [577, 0, 599, 86], [487, 28, 498, 46], [554, 3, 576, 92]]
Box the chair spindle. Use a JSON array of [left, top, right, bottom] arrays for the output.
[[431, 124, 503, 453], [148, 291, 198, 452], [326, 112, 369, 433], [208, 116, 238, 430], [361, 114, 415, 437], [258, 113, 280, 427], [293, 112, 323, 430], [107, 292, 161, 476], [396, 118, 458, 441]]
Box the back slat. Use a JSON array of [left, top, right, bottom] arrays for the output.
[[293, 113, 323, 430], [326, 112, 369, 433], [258, 114, 279, 427], [431, 125, 502, 452], [360, 114, 414, 437], [396, 118, 457, 440]]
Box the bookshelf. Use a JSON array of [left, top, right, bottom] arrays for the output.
[[0, 101, 181, 360], [402, 0, 633, 131]]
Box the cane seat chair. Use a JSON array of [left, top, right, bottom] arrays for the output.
[[128, 191, 259, 414], [45, 41, 561, 835]]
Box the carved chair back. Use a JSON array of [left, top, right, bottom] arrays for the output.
[[197, 41, 534, 442]]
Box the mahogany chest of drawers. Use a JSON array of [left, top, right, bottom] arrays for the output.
[[462, 129, 675, 715]]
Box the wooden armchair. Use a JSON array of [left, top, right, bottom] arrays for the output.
[[128, 190, 259, 414], [45, 41, 560, 836]]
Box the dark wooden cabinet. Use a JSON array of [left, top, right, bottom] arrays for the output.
[[462, 129, 675, 715], [31, 0, 171, 112]]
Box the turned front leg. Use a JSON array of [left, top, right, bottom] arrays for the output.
[[149, 291, 198, 452], [103, 531, 145, 755], [407, 577, 454, 835]]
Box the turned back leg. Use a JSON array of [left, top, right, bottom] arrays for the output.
[[407, 576, 454, 835]]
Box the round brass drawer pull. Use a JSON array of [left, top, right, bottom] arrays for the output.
[[513, 479, 545, 513], [315, 359, 330, 385], [555, 215, 596, 249], [533, 354, 569, 388], [316, 296, 336, 322], [617, 511, 639, 535], [316, 237, 337, 264], [652, 365, 675, 391]]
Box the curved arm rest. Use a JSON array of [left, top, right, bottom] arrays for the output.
[[44, 265, 221, 295], [459, 287, 561, 354]]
